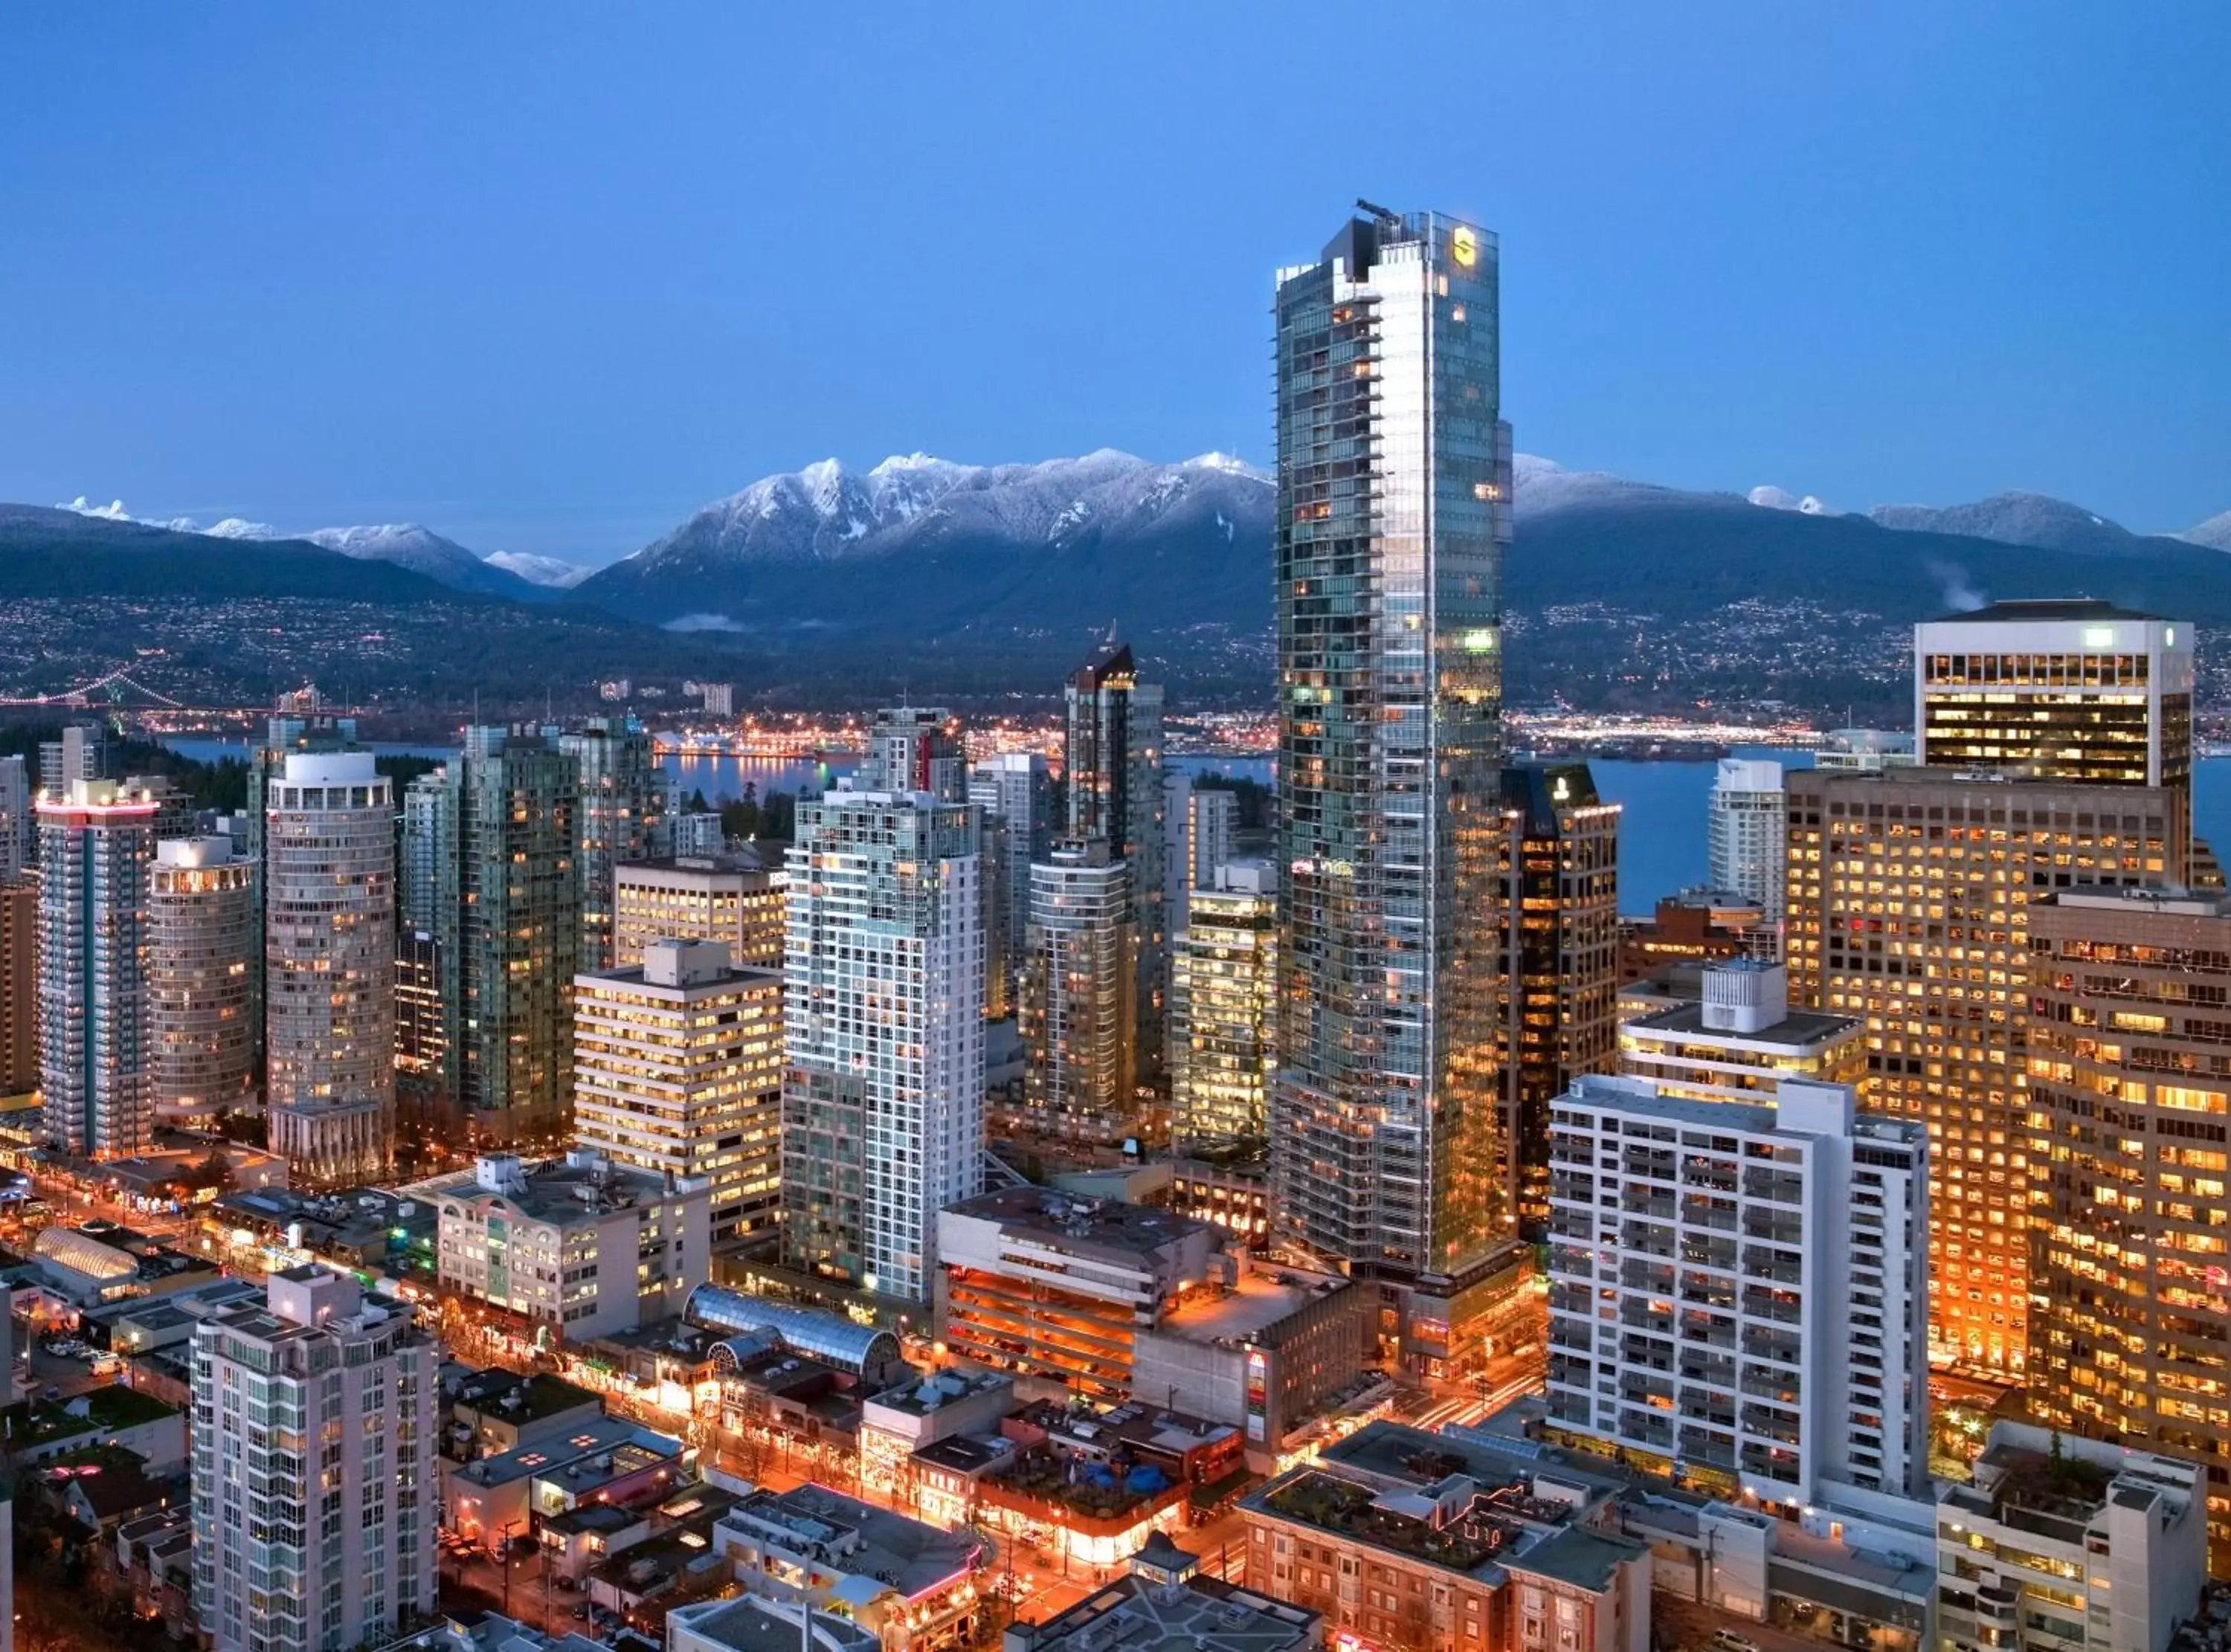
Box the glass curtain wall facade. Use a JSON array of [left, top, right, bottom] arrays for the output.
[[1270, 207, 1514, 1375]]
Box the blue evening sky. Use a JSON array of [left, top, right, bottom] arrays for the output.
[[5, 4, 2227, 563]]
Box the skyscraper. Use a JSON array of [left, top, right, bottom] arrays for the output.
[[1064, 642, 1167, 1086], [1164, 776, 1238, 936], [404, 728, 581, 1143], [1020, 838, 1136, 1139], [969, 752, 1055, 1015], [1493, 763, 1621, 1235], [147, 837, 257, 1127], [1270, 204, 1515, 1379], [1783, 766, 2185, 1376], [190, 1266, 437, 1652], [265, 752, 395, 1184], [860, 706, 968, 801], [0, 877, 36, 1098], [561, 715, 670, 972], [246, 714, 362, 1012], [1169, 860, 1277, 1148], [1707, 757, 1787, 926], [2025, 884, 2231, 1571], [781, 790, 983, 1306], [37, 779, 158, 1156], [38, 723, 102, 794], [0, 755, 28, 880], [575, 938, 784, 1243]]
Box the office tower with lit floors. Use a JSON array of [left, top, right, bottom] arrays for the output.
[[1493, 762, 1621, 1236], [613, 854, 785, 972], [1065, 642, 1168, 1088], [561, 715, 670, 971], [780, 790, 984, 1306], [1169, 860, 1278, 1147], [264, 752, 396, 1183], [1020, 838, 1137, 1139], [147, 837, 257, 1126], [37, 779, 158, 1156], [2026, 884, 2231, 1572], [1270, 204, 1519, 1378], [574, 938, 784, 1245], [1783, 765, 2184, 1378]]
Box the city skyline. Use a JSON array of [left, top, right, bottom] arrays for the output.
[[5, 6, 2228, 560]]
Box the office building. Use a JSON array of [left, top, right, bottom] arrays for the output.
[[0, 755, 28, 880], [147, 837, 257, 1126], [422, 1149, 709, 1339], [1783, 766, 2183, 1378], [1270, 205, 1518, 1378], [574, 938, 783, 1243], [405, 728, 581, 1143], [189, 1265, 438, 1652], [970, 752, 1056, 1013], [1617, 888, 1768, 982], [1, 878, 36, 1097], [1707, 758, 1787, 927], [1020, 839, 1136, 1139], [614, 855, 784, 971], [1937, 1422, 2205, 1652], [1065, 640, 1167, 1087], [1164, 776, 1237, 936], [860, 706, 968, 801], [37, 779, 158, 1156], [393, 929, 448, 1134], [1617, 958, 1867, 1109], [781, 791, 984, 1305], [264, 752, 395, 1184], [1544, 1074, 1931, 1502], [1169, 861, 1278, 1147], [2026, 884, 2231, 1570], [1240, 1422, 1651, 1652], [935, 1186, 1221, 1401], [560, 716, 669, 972], [1495, 764, 1622, 1236]]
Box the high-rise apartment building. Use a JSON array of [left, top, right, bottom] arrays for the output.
[[247, 715, 362, 1010], [1065, 642, 1167, 1086], [969, 752, 1055, 1015], [37, 779, 158, 1156], [1545, 1075, 1931, 1502], [1493, 764, 1622, 1235], [560, 716, 669, 972], [147, 837, 257, 1126], [38, 723, 102, 794], [190, 1266, 437, 1652], [0, 878, 36, 1097], [613, 855, 783, 971], [574, 938, 783, 1244], [781, 791, 984, 1305], [859, 706, 968, 801], [1708, 758, 1787, 928], [0, 755, 28, 880], [1269, 204, 1516, 1379], [2026, 884, 2231, 1570], [1020, 839, 1136, 1139], [1783, 766, 2184, 1378], [265, 752, 395, 1184], [1169, 860, 1277, 1147], [1164, 776, 1237, 936], [673, 813, 726, 859], [404, 728, 581, 1142], [1618, 958, 1867, 1109]]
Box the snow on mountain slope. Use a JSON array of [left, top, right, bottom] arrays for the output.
[[2180, 509, 2231, 552], [1867, 491, 2143, 555], [485, 550, 593, 588]]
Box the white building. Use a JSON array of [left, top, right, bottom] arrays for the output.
[[672, 813, 727, 859], [1545, 1074, 1929, 1502], [1617, 958, 1867, 1109], [147, 837, 257, 1126], [701, 682, 733, 717], [37, 779, 159, 1156], [422, 1149, 709, 1340], [1707, 758, 1786, 926], [190, 1265, 437, 1652], [265, 752, 396, 1184], [1020, 839, 1136, 1138], [968, 752, 1055, 1013], [669, 1597, 878, 1652], [1937, 1422, 2206, 1652], [781, 791, 984, 1304], [573, 938, 783, 1243]]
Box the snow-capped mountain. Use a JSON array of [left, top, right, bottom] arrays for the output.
[[2180, 509, 2231, 553], [1747, 484, 1844, 516], [1867, 491, 2148, 556], [579, 450, 1274, 632], [485, 549, 594, 589]]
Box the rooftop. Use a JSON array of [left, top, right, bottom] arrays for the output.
[[669, 1596, 877, 1652], [449, 1368, 603, 1425], [419, 1150, 695, 1228], [724, 1482, 982, 1598], [2044, 883, 2231, 918], [1924, 598, 2165, 625], [946, 1185, 1211, 1264], [1626, 999, 1863, 1051], [1014, 1573, 1319, 1652], [1148, 1265, 1350, 1347], [454, 1417, 682, 1489]]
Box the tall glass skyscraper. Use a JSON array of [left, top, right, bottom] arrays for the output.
[[1269, 204, 1517, 1379]]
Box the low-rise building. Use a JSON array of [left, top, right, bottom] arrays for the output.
[[441, 1415, 693, 1552], [420, 1150, 710, 1340], [208, 1184, 434, 1274], [712, 1482, 988, 1651], [32, 1223, 219, 1309], [445, 1367, 606, 1457], [936, 1187, 1224, 1401], [1005, 1529, 1321, 1652], [860, 1367, 1016, 1503], [1129, 1261, 1368, 1471], [13, 1385, 187, 1472], [1937, 1422, 2206, 1652], [1240, 1422, 1651, 1652], [669, 1593, 878, 1652], [1165, 1151, 1271, 1249]]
